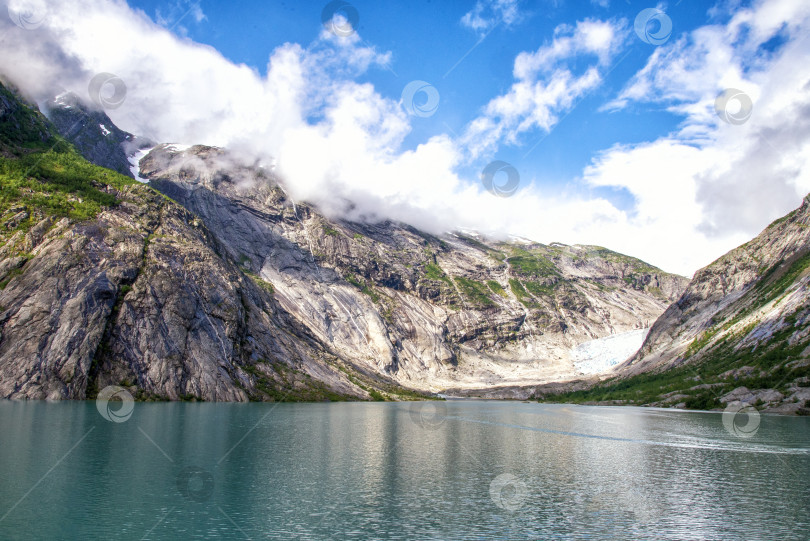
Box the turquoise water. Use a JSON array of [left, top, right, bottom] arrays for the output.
[[0, 400, 808, 540]]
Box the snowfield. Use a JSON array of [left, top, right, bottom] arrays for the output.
[[571, 328, 650, 375], [128, 147, 155, 183]]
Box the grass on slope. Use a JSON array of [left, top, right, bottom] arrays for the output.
[[0, 147, 136, 223], [537, 312, 810, 410]]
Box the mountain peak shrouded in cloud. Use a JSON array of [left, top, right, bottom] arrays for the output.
[[1, 0, 809, 276]]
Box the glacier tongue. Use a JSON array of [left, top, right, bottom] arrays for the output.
[[128, 147, 155, 183], [572, 328, 650, 375]]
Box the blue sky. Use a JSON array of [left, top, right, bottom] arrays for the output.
[[127, 0, 709, 205], [2, 0, 809, 275]]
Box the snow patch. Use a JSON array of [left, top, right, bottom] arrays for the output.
[[128, 147, 155, 183], [163, 143, 192, 153], [572, 328, 649, 375], [53, 92, 73, 108], [508, 235, 534, 244]]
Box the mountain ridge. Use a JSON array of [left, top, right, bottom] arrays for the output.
[[0, 82, 689, 400]]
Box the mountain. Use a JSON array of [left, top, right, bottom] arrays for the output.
[[0, 80, 687, 401], [537, 197, 810, 414], [43, 92, 145, 179], [137, 144, 686, 394]]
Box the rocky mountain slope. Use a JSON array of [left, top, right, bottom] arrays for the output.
[[0, 81, 690, 400], [536, 197, 810, 414], [0, 81, 389, 401], [44, 92, 144, 179], [134, 143, 686, 394]]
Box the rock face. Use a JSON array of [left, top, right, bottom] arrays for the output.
[[138, 144, 687, 394], [599, 195, 810, 413], [0, 84, 368, 401], [623, 195, 810, 374], [0, 82, 689, 401], [44, 92, 147, 179]]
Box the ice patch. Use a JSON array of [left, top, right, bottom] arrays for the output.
[[572, 328, 650, 375], [99, 124, 110, 136], [163, 143, 192, 153], [128, 147, 155, 183]]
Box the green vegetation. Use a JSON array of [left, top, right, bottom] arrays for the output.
[[523, 280, 556, 297], [509, 278, 538, 308], [424, 263, 445, 281], [585, 246, 657, 273], [344, 273, 380, 302], [454, 276, 495, 307], [486, 280, 507, 297], [322, 224, 340, 237], [332, 362, 439, 401], [0, 84, 54, 152], [0, 266, 24, 289], [0, 149, 136, 226], [538, 311, 810, 410], [246, 272, 275, 294], [353, 233, 364, 240], [753, 251, 810, 306], [244, 362, 349, 402], [506, 247, 560, 278]]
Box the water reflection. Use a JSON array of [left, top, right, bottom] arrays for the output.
[[0, 401, 808, 540]]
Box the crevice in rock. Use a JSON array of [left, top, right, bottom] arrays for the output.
[[86, 201, 164, 398]]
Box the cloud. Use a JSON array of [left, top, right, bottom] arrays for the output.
[[461, 18, 628, 158], [0, 0, 809, 278], [591, 0, 810, 256], [460, 0, 523, 35]]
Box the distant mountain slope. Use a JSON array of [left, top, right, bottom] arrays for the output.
[[535, 196, 810, 414], [139, 144, 687, 393], [0, 81, 689, 400], [42, 92, 141, 178], [0, 81, 380, 401]]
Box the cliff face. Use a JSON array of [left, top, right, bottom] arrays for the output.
[[44, 92, 141, 179], [0, 82, 689, 401], [138, 144, 687, 394], [624, 195, 810, 376], [539, 196, 810, 413], [0, 83, 369, 401]]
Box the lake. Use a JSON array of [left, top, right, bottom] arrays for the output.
[[0, 399, 808, 540]]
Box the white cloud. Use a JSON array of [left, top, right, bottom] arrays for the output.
[[462, 18, 627, 158], [1, 0, 809, 278], [588, 0, 810, 271], [460, 0, 522, 35]]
